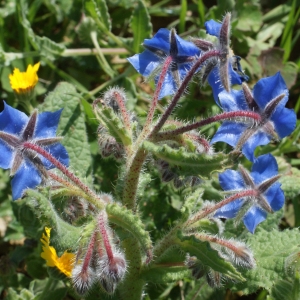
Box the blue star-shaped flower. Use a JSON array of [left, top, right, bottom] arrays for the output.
[[127, 28, 200, 99], [211, 72, 296, 161], [0, 102, 69, 200], [204, 18, 249, 105], [214, 154, 284, 233]]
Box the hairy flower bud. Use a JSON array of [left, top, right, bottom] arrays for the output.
[[72, 264, 96, 295], [97, 126, 124, 159], [103, 87, 127, 113]]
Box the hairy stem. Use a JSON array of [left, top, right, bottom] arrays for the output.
[[153, 110, 262, 142], [23, 142, 105, 209], [150, 50, 221, 137], [186, 189, 258, 226]]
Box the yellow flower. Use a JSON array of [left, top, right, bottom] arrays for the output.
[[9, 62, 40, 94], [40, 227, 75, 277]]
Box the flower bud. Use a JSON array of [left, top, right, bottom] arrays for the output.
[[103, 87, 127, 113], [72, 264, 96, 295], [96, 251, 127, 289], [64, 196, 87, 222]]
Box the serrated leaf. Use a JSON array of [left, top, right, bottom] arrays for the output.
[[39, 82, 92, 183], [106, 203, 152, 254], [230, 229, 300, 294], [143, 141, 231, 179], [130, 0, 152, 53], [95, 105, 132, 146], [176, 232, 244, 282]]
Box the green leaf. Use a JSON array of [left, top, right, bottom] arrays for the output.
[[85, 0, 111, 31], [179, 0, 187, 33], [271, 280, 294, 300], [106, 203, 153, 255], [39, 82, 93, 182], [35, 36, 66, 60], [229, 229, 300, 294], [141, 265, 189, 283], [235, 0, 262, 32], [130, 0, 152, 53], [20, 189, 82, 251], [94, 104, 132, 146], [143, 141, 231, 179], [176, 232, 244, 282], [280, 167, 300, 199]]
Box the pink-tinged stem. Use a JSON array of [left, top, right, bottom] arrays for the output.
[[98, 212, 114, 261], [153, 110, 262, 141], [143, 56, 173, 133], [82, 231, 97, 273], [113, 90, 132, 132], [150, 50, 221, 137], [194, 234, 240, 253], [23, 142, 104, 209], [186, 189, 258, 226]]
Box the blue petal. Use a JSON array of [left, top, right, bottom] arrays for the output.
[[34, 109, 63, 139], [205, 20, 221, 37], [0, 102, 28, 135], [243, 206, 267, 233], [218, 89, 248, 112], [214, 199, 244, 219], [156, 72, 177, 99], [219, 169, 245, 191], [208, 66, 248, 106], [207, 67, 223, 105], [264, 183, 285, 212], [127, 51, 161, 77], [253, 73, 288, 110], [143, 28, 170, 54], [175, 34, 200, 57], [211, 122, 246, 147], [251, 154, 278, 183], [40, 144, 69, 170], [272, 107, 296, 139], [0, 141, 14, 169], [11, 161, 41, 200], [242, 131, 271, 162]]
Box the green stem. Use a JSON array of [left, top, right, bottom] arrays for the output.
[[118, 238, 144, 300], [123, 149, 148, 209], [90, 31, 115, 77]]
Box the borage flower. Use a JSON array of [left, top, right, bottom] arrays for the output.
[[41, 227, 75, 277], [128, 28, 200, 99], [195, 14, 248, 105], [211, 72, 296, 161], [9, 62, 40, 95], [214, 154, 284, 233], [0, 102, 69, 200]]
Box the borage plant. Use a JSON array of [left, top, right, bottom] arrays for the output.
[[2, 12, 300, 300]]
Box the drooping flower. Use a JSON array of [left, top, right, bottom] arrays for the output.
[[9, 62, 40, 94], [128, 28, 200, 99], [211, 72, 296, 161], [41, 227, 75, 277], [214, 154, 284, 233], [0, 102, 69, 199], [200, 14, 248, 105]]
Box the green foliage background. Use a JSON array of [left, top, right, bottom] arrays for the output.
[[0, 0, 300, 299]]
